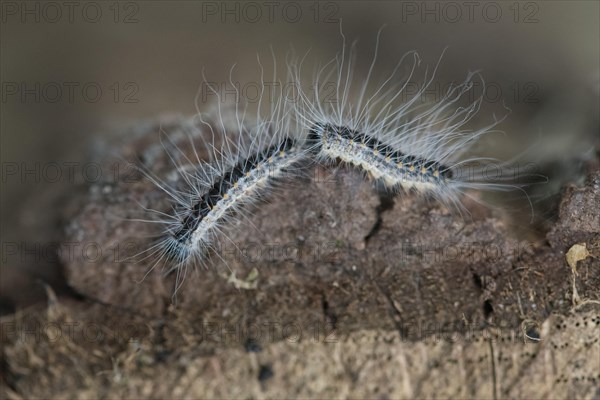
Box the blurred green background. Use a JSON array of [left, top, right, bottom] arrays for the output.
[[1, 1, 599, 311]]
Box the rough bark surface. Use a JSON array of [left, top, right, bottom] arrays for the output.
[[2, 116, 599, 399]]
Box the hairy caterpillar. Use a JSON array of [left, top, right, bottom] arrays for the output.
[[134, 76, 311, 295], [136, 30, 539, 296], [162, 135, 306, 267], [292, 29, 534, 214], [307, 121, 454, 189]]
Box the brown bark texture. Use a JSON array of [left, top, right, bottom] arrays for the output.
[[2, 116, 599, 399]]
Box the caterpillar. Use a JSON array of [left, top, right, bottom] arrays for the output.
[[134, 77, 311, 296], [162, 134, 306, 268], [291, 29, 533, 214], [307, 121, 454, 191], [135, 31, 539, 296]]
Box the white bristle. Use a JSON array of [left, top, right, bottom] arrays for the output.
[[134, 76, 311, 298], [290, 29, 536, 215], [133, 30, 542, 298]]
